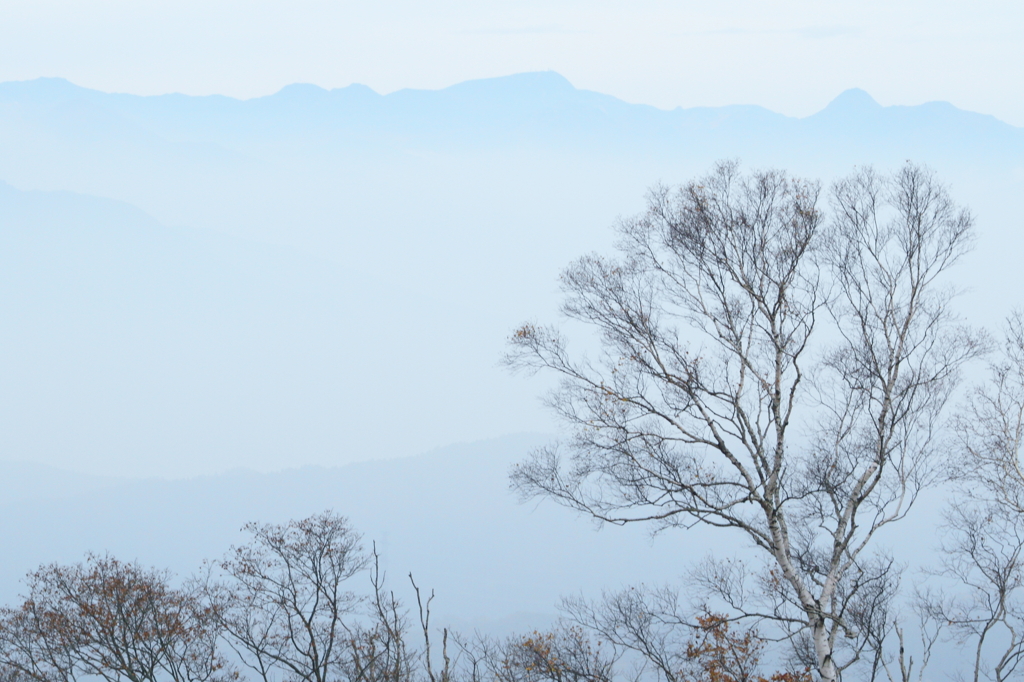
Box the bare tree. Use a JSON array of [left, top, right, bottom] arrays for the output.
[[457, 599, 810, 682], [954, 311, 1024, 512], [919, 503, 1024, 682], [207, 511, 372, 682], [849, 590, 940, 682], [455, 625, 617, 682], [560, 586, 691, 682], [408, 575, 451, 682], [205, 511, 448, 682], [0, 513, 451, 682], [680, 613, 812, 682], [560, 587, 811, 682], [506, 162, 983, 682], [342, 549, 416, 682], [0, 554, 231, 682], [913, 313, 1024, 682]]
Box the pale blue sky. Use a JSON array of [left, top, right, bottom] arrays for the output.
[[2, 0, 1022, 124]]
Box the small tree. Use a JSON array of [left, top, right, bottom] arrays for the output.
[[506, 162, 984, 681], [0, 554, 230, 682], [457, 613, 808, 682], [559, 588, 810, 682], [205, 511, 442, 682], [456, 625, 616, 682], [499, 627, 614, 682], [682, 613, 811, 682], [207, 511, 376, 682]]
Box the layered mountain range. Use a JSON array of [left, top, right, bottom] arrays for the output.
[[2, 72, 1020, 478]]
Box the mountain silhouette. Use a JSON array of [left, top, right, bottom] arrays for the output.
[[0, 72, 1020, 481]]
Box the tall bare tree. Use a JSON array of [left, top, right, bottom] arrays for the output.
[[506, 162, 983, 681]]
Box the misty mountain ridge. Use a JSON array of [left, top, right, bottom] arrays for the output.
[[2, 73, 1019, 156], [3, 71, 1019, 246], [2, 71, 1022, 479]]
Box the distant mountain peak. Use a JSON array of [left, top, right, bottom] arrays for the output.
[[24, 76, 76, 87], [496, 71, 574, 88], [0, 76, 87, 103], [270, 82, 329, 99], [438, 70, 576, 97], [332, 83, 378, 96], [817, 88, 882, 117]]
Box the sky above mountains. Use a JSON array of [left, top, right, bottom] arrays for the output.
[[1, 0, 1022, 125]]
